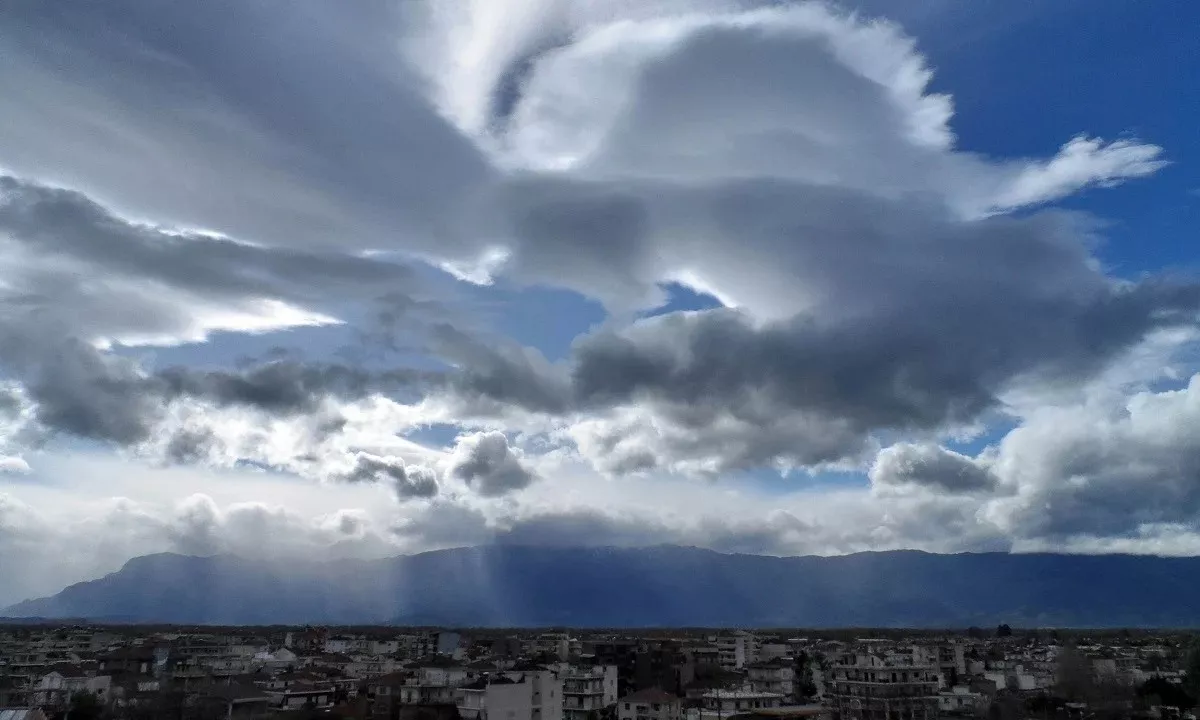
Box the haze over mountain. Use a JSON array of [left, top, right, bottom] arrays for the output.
[[5, 546, 1197, 628]]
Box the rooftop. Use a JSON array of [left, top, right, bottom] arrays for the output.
[[622, 689, 681, 704]]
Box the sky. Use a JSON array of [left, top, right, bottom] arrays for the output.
[[2, 0, 1200, 606]]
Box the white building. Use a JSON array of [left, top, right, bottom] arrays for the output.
[[699, 689, 784, 715], [825, 653, 940, 720], [459, 672, 562, 720], [619, 689, 682, 720], [371, 639, 401, 656], [253, 647, 298, 671], [759, 643, 792, 662], [747, 660, 795, 698], [938, 687, 985, 715], [560, 665, 618, 720], [32, 669, 111, 708], [982, 670, 1039, 692], [713, 632, 758, 671]]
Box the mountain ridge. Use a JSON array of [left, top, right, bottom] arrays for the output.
[[6, 545, 1198, 628]]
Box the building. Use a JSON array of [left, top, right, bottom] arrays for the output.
[[758, 643, 793, 663], [912, 645, 965, 684], [97, 646, 159, 676], [198, 684, 274, 719], [825, 654, 940, 720], [506, 664, 563, 720], [561, 665, 618, 720], [31, 667, 111, 708], [698, 689, 784, 716], [459, 677, 528, 720], [746, 660, 795, 699], [619, 689, 682, 720], [536, 635, 572, 662], [713, 634, 758, 671], [265, 682, 336, 710], [936, 687, 984, 716], [589, 640, 641, 697], [0, 709, 49, 720], [636, 645, 695, 696], [436, 632, 464, 658]]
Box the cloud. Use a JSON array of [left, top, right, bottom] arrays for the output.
[[341, 453, 440, 501], [0, 0, 1195, 582], [983, 373, 1200, 540], [0, 175, 424, 347], [0, 1, 1185, 485], [0, 490, 401, 606], [0, 174, 469, 485], [447, 431, 538, 496], [406, 3, 1184, 475], [0, 0, 492, 255], [870, 442, 998, 494], [988, 136, 1168, 213], [0, 456, 30, 474]]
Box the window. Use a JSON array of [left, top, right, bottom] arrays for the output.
[[625, 704, 631, 710], [653, 704, 660, 711]]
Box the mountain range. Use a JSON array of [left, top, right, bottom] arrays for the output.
[[5, 545, 1198, 627]]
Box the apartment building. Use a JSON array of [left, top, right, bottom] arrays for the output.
[[712, 633, 758, 671], [747, 660, 795, 698], [560, 665, 618, 720], [619, 688, 682, 720], [825, 654, 940, 720], [458, 670, 562, 720]]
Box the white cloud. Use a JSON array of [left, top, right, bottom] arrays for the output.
[[0, 456, 30, 474], [987, 136, 1168, 214]]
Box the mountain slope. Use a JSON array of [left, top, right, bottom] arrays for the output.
[[5, 546, 1198, 627]]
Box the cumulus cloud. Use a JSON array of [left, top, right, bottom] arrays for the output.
[[984, 373, 1200, 540], [447, 431, 538, 496], [341, 453, 440, 501], [870, 442, 998, 495]]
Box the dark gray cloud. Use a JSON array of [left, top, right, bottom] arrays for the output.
[[448, 431, 537, 496], [0, 176, 421, 328], [2, 335, 161, 446], [0, 174, 450, 460], [485, 184, 1200, 473], [870, 442, 998, 494], [156, 362, 431, 416], [341, 453, 439, 500], [431, 323, 571, 415], [162, 427, 223, 466]]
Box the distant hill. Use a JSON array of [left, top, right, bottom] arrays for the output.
[[4, 545, 1198, 627]]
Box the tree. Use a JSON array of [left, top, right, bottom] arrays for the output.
[[986, 692, 1022, 720], [996, 624, 1013, 638], [1138, 676, 1195, 710], [1183, 642, 1200, 702], [947, 667, 960, 688], [68, 691, 104, 720], [1055, 643, 1093, 702]]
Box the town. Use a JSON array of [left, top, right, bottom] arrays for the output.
[[0, 625, 1196, 720]]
